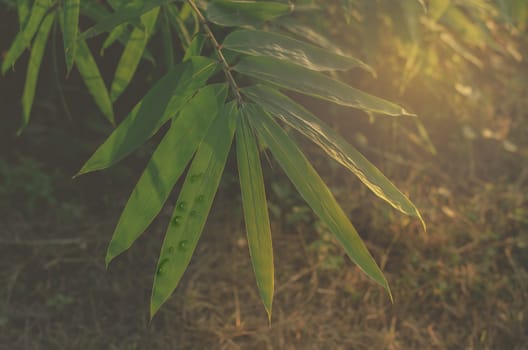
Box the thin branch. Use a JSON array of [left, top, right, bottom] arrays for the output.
[[187, 0, 243, 104]]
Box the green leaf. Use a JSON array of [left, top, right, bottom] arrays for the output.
[[19, 11, 55, 135], [160, 6, 175, 70], [166, 3, 192, 51], [110, 7, 160, 101], [2, 0, 54, 74], [242, 85, 425, 229], [234, 56, 414, 117], [17, 0, 31, 28], [77, 57, 217, 176], [150, 102, 237, 318], [74, 38, 116, 125], [246, 104, 392, 300], [236, 106, 274, 321], [80, 0, 175, 40], [62, 0, 80, 74], [205, 0, 293, 27], [105, 83, 228, 266], [223, 29, 374, 74], [183, 34, 206, 61]]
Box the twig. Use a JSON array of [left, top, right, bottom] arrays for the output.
[[186, 0, 243, 104]]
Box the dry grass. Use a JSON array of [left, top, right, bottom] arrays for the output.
[[1, 147, 527, 350]]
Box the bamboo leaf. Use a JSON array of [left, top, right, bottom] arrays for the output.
[[110, 7, 160, 101], [80, 0, 175, 40], [236, 106, 274, 321], [77, 57, 217, 176], [74, 38, 116, 125], [223, 29, 374, 74], [17, 0, 31, 28], [150, 102, 237, 318], [63, 0, 80, 74], [242, 85, 425, 229], [2, 0, 54, 74], [19, 11, 55, 135], [234, 56, 414, 117], [106, 84, 228, 266], [247, 104, 392, 299], [183, 34, 206, 61], [205, 0, 293, 27]]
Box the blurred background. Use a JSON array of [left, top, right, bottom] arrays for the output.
[[1, 0, 527, 349]]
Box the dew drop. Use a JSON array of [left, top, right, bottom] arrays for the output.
[[157, 258, 169, 275], [189, 210, 197, 218], [190, 173, 203, 183], [178, 240, 189, 252], [177, 202, 186, 211], [196, 195, 205, 203], [172, 215, 182, 226], [168, 246, 175, 254]]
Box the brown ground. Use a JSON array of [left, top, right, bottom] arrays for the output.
[[1, 138, 527, 350]]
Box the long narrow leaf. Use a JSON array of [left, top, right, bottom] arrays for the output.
[[234, 56, 414, 117], [2, 0, 54, 74], [110, 7, 160, 101], [80, 0, 174, 40], [150, 102, 237, 317], [105, 84, 228, 266], [242, 85, 425, 229], [236, 106, 274, 321], [205, 0, 293, 27], [19, 11, 55, 134], [247, 104, 392, 299], [74, 38, 116, 125], [223, 29, 374, 74], [77, 57, 217, 176], [62, 0, 80, 74]]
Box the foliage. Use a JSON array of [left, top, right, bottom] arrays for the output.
[[6, 0, 522, 321]]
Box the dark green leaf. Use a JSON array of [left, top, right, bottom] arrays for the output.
[[234, 56, 414, 117], [80, 0, 175, 40], [247, 104, 392, 299], [236, 106, 274, 321], [223, 29, 374, 73], [150, 102, 237, 317], [106, 83, 228, 266], [2, 0, 54, 74], [63, 0, 80, 74], [242, 85, 425, 229], [77, 57, 217, 176], [206, 0, 293, 27], [19, 11, 55, 134], [110, 7, 160, 101], [74, 38, 116, 125]]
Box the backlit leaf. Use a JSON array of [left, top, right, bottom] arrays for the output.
[[247, 104, 392, 300], [206, 0, 293, 27], [77, 57, 217, 176], [105, 84, 228, 266], [236, 105, 274, 321], [150, 101, 237, 317], [234, 56, 414, 117], [242, 85, 425, 229], [223, 29, 374, 74]]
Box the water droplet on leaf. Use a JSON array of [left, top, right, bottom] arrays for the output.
[[172, 215, 182, 226], [168, 246, 175, 254], [196, 195, 205, 203], [190, 210, 197, 217], [178, 240, 189, 252], [190, 173, 203, 183], [177, 202, 186, 211], [157, 258, 169, 275]]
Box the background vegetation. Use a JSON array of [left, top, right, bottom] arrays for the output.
[[1, 0, 527, 348]]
